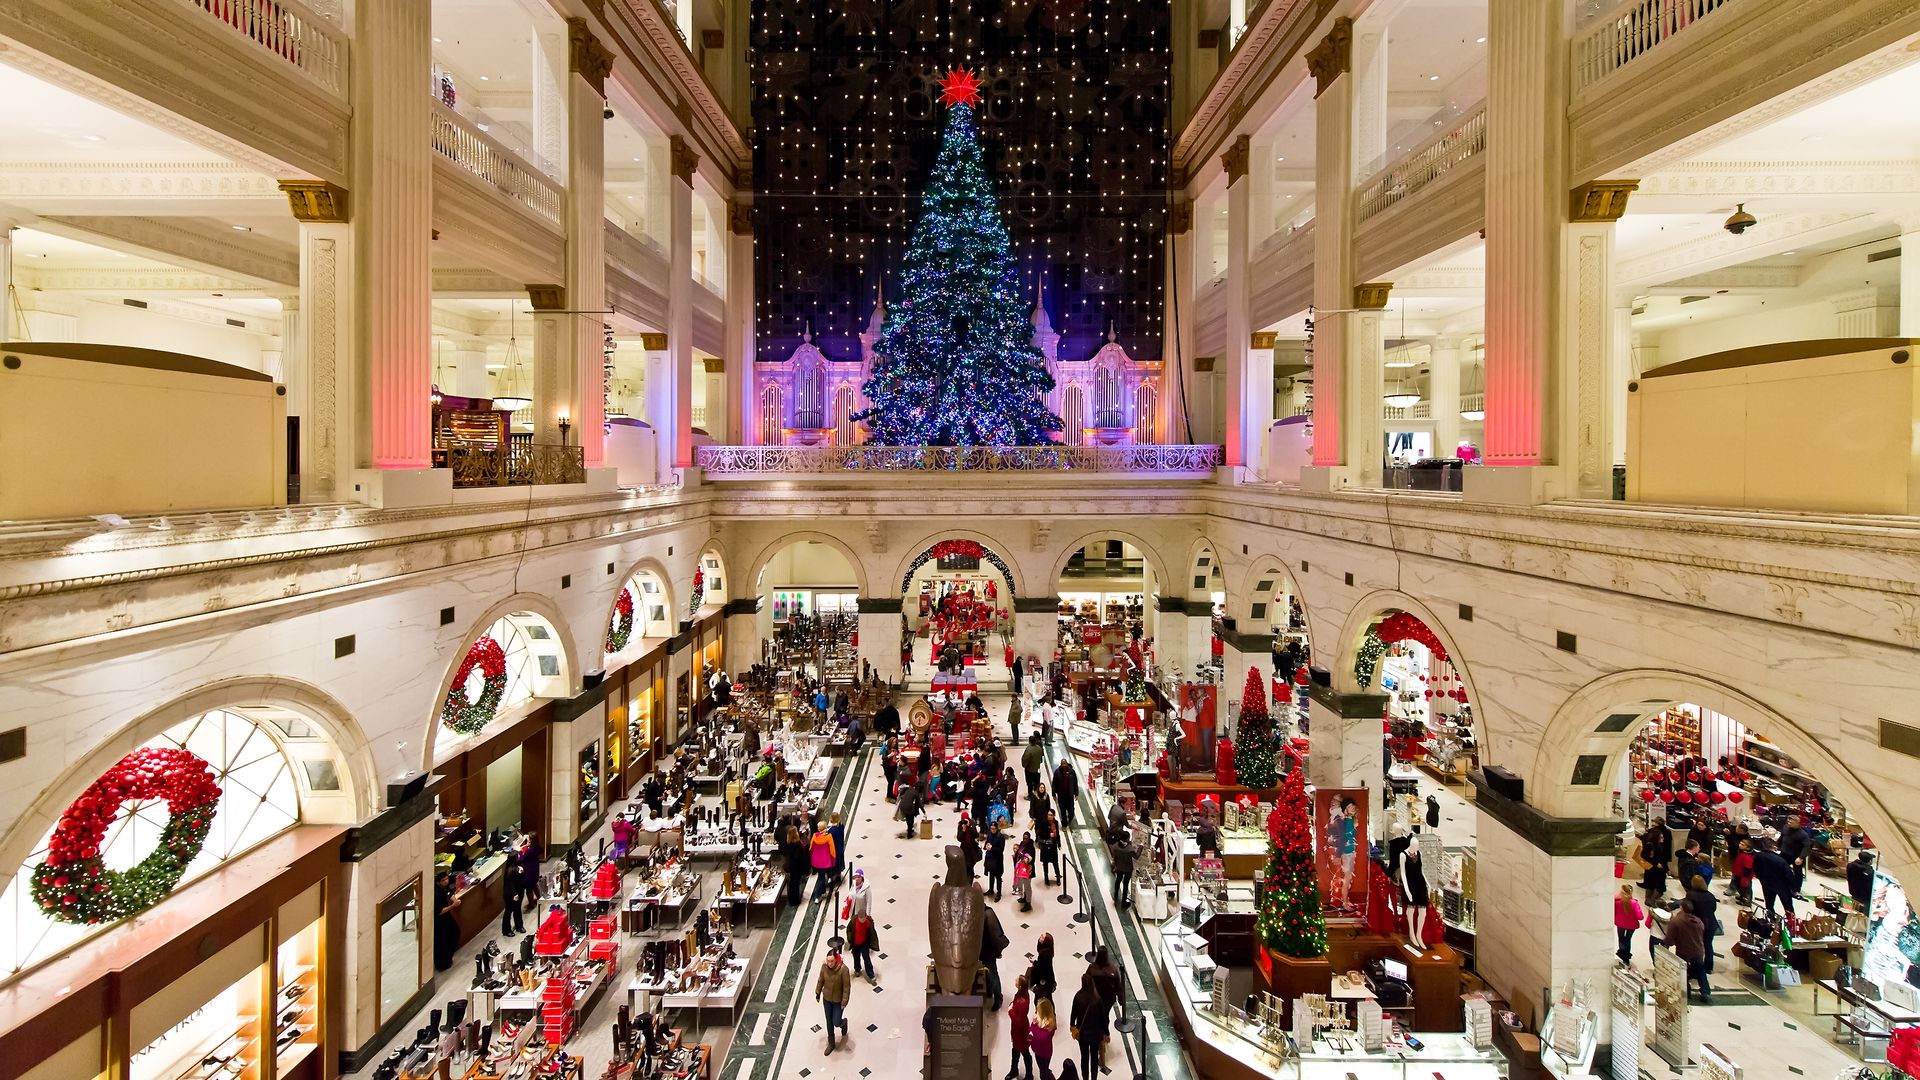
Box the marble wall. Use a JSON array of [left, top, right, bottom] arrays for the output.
[[1473, 810, 1617, 1042]]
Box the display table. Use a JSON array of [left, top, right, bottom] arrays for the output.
[[1181, 835, 1267, 880], [1813, 979, 1920, 1060], [629, 955, 751, 1027]]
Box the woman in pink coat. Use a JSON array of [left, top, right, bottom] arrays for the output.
[[810, 823, 838, 901]]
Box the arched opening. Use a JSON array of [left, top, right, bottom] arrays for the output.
[[900, 538, 1017, 688], [1348, 609, 1477, 789], [435, 609, 570, 765], [0, 705, 336, 980], [753, 536, 865, 676], [696, 544, 730, 615], [1240, 558, 1314, 736], [604, 563, 675, 664], [1050, 535, 1166, 747], [759, 384, 783, 445]]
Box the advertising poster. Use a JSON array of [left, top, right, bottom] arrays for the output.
[[1314, 787, 1369, 917], [1651, 945, 1690, 1069], [1178, 683, 1218, 772]]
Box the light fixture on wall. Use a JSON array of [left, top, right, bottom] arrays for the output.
[[492, 307, 532, 412]]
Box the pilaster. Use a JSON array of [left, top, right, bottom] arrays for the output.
[[566, 20, 613, 466], [350, 0, 434, 473], [283, 181, 353, 504], [723, 596, 761, 673], [1012, 599, 1061, 673], [1351, 24, 1388, 176], [1306, 683, 1386, 802], [667, 137, 697, 475], [1559, 180, 1634, 500], [642, 331, 677, 485], [0, 216, 15, 341], [1429, 337, 1462, 459], [1220, 135, 1254, 475], [1903, 225, 1920, 336], [724, 199, 754, 444], [1306, 19, 1356, 483]]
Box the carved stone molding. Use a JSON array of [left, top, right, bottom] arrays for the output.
[[1352, 282, 1392, 310], [640, 331, 668, 350], [567, 17, 615, 97], [590, 0, 749, 176], [727, 199, 753, 234], [864, 520, 886, 554], [16, 267, 257, 293], [40, 214, 298, 286], [1250, 331, 1278, 350], [1221, 135, 1250, 184], [1306, 17, 1354, 97], [0, 161, 283, 203], [670, 136, 700, 183], [1636, 159, 1920, 199], [1569, 180, 1637, 223], [280, 180, 348, 223], [1169, 201, 1193, 234], [526, 283, 567, 310], [1616, 210, 1874, 286]]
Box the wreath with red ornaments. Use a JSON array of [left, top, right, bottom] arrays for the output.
[[443, 635, 509, 734], [688, 567, 705, 618], [31, 747, 221, 924], [928, 539, 987, 561], [606, 587, 636, 653]]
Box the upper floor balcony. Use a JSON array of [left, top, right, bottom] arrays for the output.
[[693, 444, 1226, 479]]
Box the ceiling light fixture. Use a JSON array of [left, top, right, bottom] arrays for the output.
[[1428, 74, 1440, 81], [1383, 392, 1422, 408], [81, 134, 103, 142], [1460, 409, 1485, 421], [1475, 36, 1486, 43], [231, 224, 251, 232]]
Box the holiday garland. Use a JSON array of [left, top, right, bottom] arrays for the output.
[[1353, 628, 1387, 688], [688, 567, 705, 618], [1258, 767, 1327, 957], [605, 587, 635, 653], [928, 539, 986, 561], [1234, 666, 1280, 789], [443, 635, 509, 735], [32, 747, 221, 924]]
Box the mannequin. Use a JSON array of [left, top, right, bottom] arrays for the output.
[[1400, 844, 1431, 949]]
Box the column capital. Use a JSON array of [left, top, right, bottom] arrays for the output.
[[1569, 179, 1638, 223], [1250, 331, 1278, 350], [1471, 769, 1621, 857], [1306, 16, 1354, 97], [727, 199, 753, 234], [702, 357, 724, 373], [669, 136, 700, 184], [526, 284, 567, 311], [1220, 135, 1250, 185], [566, 18, 615, 96], [1012, 595, 1062, 614], [640, 331, 668, 351], [1168, 200, 1193, 234], [1353, 282, 1392, 310], [279, 180, 349, 223]]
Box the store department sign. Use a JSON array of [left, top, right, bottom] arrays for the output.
[[1651, 947, 1690, 1068]]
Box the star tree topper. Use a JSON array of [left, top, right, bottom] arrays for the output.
[[939, 68, 983, 109]]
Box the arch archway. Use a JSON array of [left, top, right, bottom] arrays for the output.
[[746, 531, 871, 600], [1329, 591, 1486, 773], [0, 678, 373, 980], [604, 559, 676, 660], [888, 531, 1027, 599], [431, 596, 577, 769], [693, 541, 731, 614], [1184, 536, 1228, 605], [1045, 529, 1172, 599]]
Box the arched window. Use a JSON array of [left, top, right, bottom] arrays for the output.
[[1, 709, 310, 978], [832, 386, 856, 445], [1062, 386, 1086, 446], [760, 385, 783, 445], [1136, 384, 1159, 443]]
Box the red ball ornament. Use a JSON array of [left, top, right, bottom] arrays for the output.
[[1660, 791, 1675, 803], [1710, 791, 1726, 804], [1729, 791, 1744, 803], [1639, 789, 1656, 802]]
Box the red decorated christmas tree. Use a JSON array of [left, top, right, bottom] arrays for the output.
[[1258, 767, 1327, 957], [1234, 667, 1280, 789]]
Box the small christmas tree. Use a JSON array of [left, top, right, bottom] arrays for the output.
[[1258, 767, 1327, 957], [1234, 666, 1279, 789], [859, 69, 1061, 446]]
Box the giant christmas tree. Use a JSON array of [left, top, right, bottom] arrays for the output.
[[1234, 666, 1280, 789], [1258, 766, 1328, 957], [859, 70, 1062, 446]]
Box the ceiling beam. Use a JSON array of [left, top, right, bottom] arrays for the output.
[[1616, 210, 1882, 289], [0, 161, 284, 216], [34, 215, 297, 286], [1632, 159, 1920, 213]]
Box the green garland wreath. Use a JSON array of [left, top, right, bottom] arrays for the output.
[[32, 747, 221, 924], [443, 635, 509, 735], [605, 587, 636, 653]]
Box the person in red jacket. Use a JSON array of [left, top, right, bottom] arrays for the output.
[[1729, 837, 1755, 907], [1007, 974, 1033, 1080]]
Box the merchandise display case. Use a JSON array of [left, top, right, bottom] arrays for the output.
[[274, 918, 321, 1076], [133, 966, 265, 1080]]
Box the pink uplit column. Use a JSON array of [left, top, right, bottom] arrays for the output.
[[566, 19, 613, 468], [724, 201, 755, 446], [1308, 19, 1353, 470], [1480, 0, 1565, 469], [1220, 135, 1251, 471], [668, 137, 697, 470], [354, 0, 433, 470]]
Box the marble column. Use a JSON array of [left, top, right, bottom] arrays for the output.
[[1345, 286, 1388, 487], [339, 793, 438, 1064], [667, 137, 697, 475], [723, 598, 761, 674], [1473, 0, 1567, 502], [856, 599, 905, 685], [1151, 596, 1188, 680], [349, 0, 434, 476], [1218, 624, 1272, 731], [1609, 305, 1634, 476], [564, 18, 613, 468], [1903, 224, 1920, 336], [1304, 19, 1358, 486], [281, 182, 353, 504], [1012, 599, 1060, 676], [529, 286, 569, 446], [1350, 23, 1388, 177], [1429, 337, 1462, 460], [1559, 183, 1635, 500], [1244, 331, 1277, 478], [642, 331, 677, 485], [1471, 776, 1620, 1049], [724, 200, 755, 445], [1306, 684, 1387, 812], [1220, 136, 1254, 476], [448, 345, 490, 399], [1168, 202, 1201, 444], [0, 216, 16, 341]]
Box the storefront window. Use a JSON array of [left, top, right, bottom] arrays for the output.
[[377, 880, 421, 1024], [0, 709, 304, 980]]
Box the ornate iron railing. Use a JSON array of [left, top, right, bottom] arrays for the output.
[[1355, 104, 1487, 223], [182, 0, 347, 96], [1573, 0, 1735, 92], [445, 443, 585, 488], [695, 444, 1224, 476], [430, 101, 563, 226]]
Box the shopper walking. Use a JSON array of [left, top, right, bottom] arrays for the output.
[[1729, 837, 1755, 907], [901, 776, 925, 840], [784, 825, 810, 906], [1014, 843, 1036, 912], [961, 820, 983, 883], [844, 868, 878, 980], [1086, 946, 1122, 1014], [1023, 735, 1046, 801], [1613, 884, 1643, 967], [986, 826, 1008, 901], [1781, 815, 1813, 895], [1028, 781, 1051, 833], [1029, 996, 1058, 1080], [828, 811, 848, 887], [1110, 837, 1135, 907], [815, 940, 853, 1053], [1849, 850, 1878, 912], [1069, 971, 1111, 1080], [1664, 898, 1712, 1004], [1053, 759, 1079, 828], [981, 904, 1009, 1011], [1007, 975, 1033, 1080], [1038, 812, 1062, 886], [810, 822, 838, 901], [1640, 820, 1673, 898], [1028, 932, 1058, 1001], [1753, 841, 1796, 918]]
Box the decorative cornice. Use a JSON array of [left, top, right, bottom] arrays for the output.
[[567, 17, 616, 97], [1221, 135, 1251, 184], [1250, 331, 1278, 350], [702, 357, 725, 374], [670, 135, 700, 184], [1635, 159, 1920, 200], [38, 214, 297, 286], [0, 161, 283, 203], [1568, 179, 1637, 223], [1306, 682, 1388, 718], [590, 0, 749, 177], [1172, 0, 1332, 176], [526, 283, 567, 311], [1218, 625, 1275, 654], [1306, 16, 1353, 97], [15, 267, 259, 294], [1615, 210, 1875, 287], [280, 179, 348, 223], [1353, 282, 1392, 310]]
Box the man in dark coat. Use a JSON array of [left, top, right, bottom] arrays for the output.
[[1053, 759, 1080, 828], [1752, 842, 1796, 918]]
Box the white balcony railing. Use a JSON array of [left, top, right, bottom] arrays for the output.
[[696, 444, 1224, 476], [430, 100, 563, 226], [1356, 104, 1487, 223], [180, 0, 347, 96], [1572, 0, 1737, 92]]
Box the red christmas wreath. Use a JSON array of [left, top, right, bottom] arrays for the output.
[[1374, 612, 1448, 661], [688, 566, 705, 618], [32, 747, 221, 924], [605, 587, 636, 653], [929, 539, 987, 561], [443, 635, 509, 734]]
